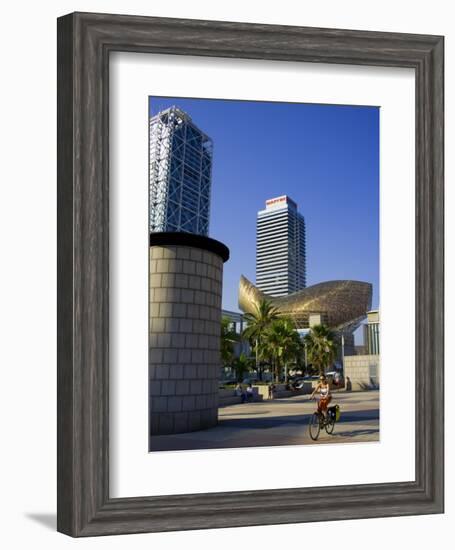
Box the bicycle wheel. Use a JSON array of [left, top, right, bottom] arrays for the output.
[[325, 417, 335, 435], [309, 412, 321, 441]]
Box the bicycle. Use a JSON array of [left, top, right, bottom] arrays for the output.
[[308, 399, 339, 441]]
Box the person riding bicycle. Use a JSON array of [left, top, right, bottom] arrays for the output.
[[310, 374, 332, 417]]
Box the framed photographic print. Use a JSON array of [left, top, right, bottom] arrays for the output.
[[57, 12, 444, 536]]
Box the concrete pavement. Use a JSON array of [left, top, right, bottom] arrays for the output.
[[149, 389, 380, 452]]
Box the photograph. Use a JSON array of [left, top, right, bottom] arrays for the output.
[[148, 97, 380, 451], [0, 0, 448, 544]]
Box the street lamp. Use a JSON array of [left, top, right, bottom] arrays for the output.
[[255, 336, 259, 380], [303, 341, 308, 375], [341, 333, 345, 373]]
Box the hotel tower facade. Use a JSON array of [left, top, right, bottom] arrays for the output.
[[256, 195, 306, 297], [149, 106, 213, 236]]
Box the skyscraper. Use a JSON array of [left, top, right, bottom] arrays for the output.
[[256, 195, 306, 297], [149, 106, 213, 235]]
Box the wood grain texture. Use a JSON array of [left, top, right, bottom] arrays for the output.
[[57, 13, 73, 536], [57, 11, 444, 537]]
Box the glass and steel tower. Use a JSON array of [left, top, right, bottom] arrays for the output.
[[256, 195, 306, 297], [149, 106, 213, 235]]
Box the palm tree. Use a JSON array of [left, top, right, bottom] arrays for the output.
[[303, 324, 337, 376], [280, 319, 304, 382], [232, 352, 254, 383], [220, 317, 239, 374], [242, 299, 279, 380], [263, 317, 303, 382]]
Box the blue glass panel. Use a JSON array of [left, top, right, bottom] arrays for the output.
[[198, 218, 209, 235], [173, 124, 185, 138], [183, 165, 201, 184], [180, 208, 198, 233], [186, 125, 202, 148], [166, 201, 181, 226], [170, 158, 183, 179], [184, 148, 201, 171], [199, 200, 209, 219], [181, 185, 199, 211]]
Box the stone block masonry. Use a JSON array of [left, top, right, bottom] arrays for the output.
[[149, 233, 229, 440], [343, 354, 380, 391]]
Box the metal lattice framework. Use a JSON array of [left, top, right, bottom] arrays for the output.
[[149, 106, 213, 235], [238, 274, 372, 333]]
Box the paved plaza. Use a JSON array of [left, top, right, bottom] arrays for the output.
[[149, 390, 380, 452]]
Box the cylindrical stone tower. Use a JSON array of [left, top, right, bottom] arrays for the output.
[[149, 232, 230, 439]]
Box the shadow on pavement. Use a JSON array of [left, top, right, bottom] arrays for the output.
[[217, 408, 379, 431], [337, 409, 379, 423], [149, 407, 380, 451], [220, 409, 273, 416], [333, 428, 379, 438]]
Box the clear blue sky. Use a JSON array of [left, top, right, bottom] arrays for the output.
[[149, 97, 379, 314]]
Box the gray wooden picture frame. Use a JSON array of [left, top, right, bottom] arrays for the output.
[[57, 11, 444, 537]]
